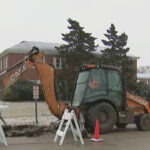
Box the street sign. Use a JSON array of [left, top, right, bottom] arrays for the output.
[[33, 95, 39, 99], [33, 85, 39, 125], [33, 85, 39, 99]]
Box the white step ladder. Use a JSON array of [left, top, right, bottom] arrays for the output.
[[54, 109, 84, 145], [0, 122, 8, 146]]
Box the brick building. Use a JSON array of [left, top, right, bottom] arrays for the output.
[[137, 73, 150, 85], [0, 41, 139, 84], [137, 66, 150, 86], [0, 41, 64, 84]]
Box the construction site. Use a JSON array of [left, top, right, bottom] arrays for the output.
[[0, 47, 150, 149], [0, 0, 150, 149]]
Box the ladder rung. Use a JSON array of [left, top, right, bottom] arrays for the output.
[[63, 112, 71, 120], [56, 130, 64, 137]]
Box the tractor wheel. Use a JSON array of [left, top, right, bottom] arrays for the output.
[[136, 113, 150, 131], [116, 122, 128, 128], [86, 102, 116, 133]]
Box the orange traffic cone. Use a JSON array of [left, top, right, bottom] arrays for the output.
[[90, 120, 104, 142]]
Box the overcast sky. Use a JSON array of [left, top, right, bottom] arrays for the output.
[[0, 0, 149, 67]]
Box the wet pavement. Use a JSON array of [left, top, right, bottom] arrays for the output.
[[0, 102, 150, 149], [1, 125, 150, 150]]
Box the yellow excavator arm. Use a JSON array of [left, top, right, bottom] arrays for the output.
[[0, 47, 73, 119]]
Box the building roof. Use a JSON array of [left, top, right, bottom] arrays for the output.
[[0, 41, 62, 58], [0, 41, 140, 60], [137, 73, 150, 79]]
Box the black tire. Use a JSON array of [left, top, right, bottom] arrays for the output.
[[116, 122, 128, 128], [85, 102, 117, 133], [136, 113, 150, 131]]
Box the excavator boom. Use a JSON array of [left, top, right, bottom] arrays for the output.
[[0, 47, 72, 119]]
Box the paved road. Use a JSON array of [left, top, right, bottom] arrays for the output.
[[1, 125, 150, 150]]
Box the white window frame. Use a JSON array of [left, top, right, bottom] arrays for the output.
[[4, 56, 8, 70], [53, 57, 64, 69], [146, 79, 149, 85], [0, 60, 2, 71]]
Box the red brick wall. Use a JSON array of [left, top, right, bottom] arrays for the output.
[[0, 53, 138, 82], [0, 53, 55, 81], [45, 55, 53, 64], [7, 53, 26, 68]]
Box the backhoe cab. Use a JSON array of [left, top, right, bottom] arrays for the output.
[[71, 64, 150, 133]]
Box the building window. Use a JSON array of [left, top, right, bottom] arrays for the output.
[[4, 56, 8, 70], [0, 60, 2, 71], [145, 79, 149, 85], [53, 57, 64, 69]]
